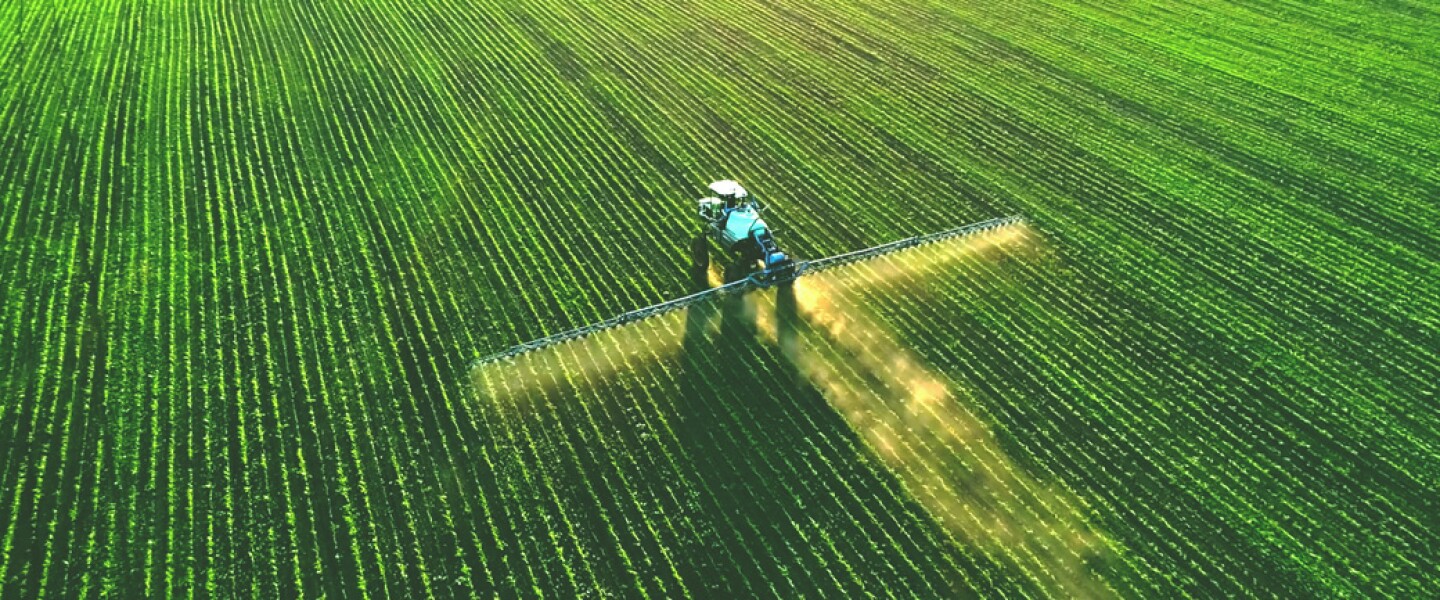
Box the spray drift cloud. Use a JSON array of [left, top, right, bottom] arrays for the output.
[[745, 223, 1116, 597], [472, 223, 1114, 595]]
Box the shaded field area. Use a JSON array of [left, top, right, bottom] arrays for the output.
[[2, 0, 1438, 596]]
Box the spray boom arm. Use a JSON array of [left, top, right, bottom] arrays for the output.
[[471, 215, 1024, 367]]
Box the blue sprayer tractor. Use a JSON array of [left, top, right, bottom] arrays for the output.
[[694, 180, 797, 286]]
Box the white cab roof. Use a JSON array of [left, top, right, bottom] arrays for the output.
[[708, 179, 748, 199]]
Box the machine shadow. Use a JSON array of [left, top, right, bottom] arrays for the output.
[[667, 255, 962, 594], [466, 225, 1053, 594]]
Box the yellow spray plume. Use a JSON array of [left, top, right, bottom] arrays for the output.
[[744, 223, 1117, 597]]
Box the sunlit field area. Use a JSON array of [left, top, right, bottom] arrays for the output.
[[3, 0, 1437, 596]]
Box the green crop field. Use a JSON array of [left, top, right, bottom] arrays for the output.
[[3, 0, 1438, 596]]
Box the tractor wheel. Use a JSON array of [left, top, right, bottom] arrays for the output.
[[691, 234, 710, 271]]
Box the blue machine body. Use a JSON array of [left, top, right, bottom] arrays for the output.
[[697, 181, 792, 282]]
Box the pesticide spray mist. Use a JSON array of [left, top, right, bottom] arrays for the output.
[[470, 306, 702, 409], [470, 255, 728, 409], [744, 223, 1116, 597], [470, 222, 1114, 595]]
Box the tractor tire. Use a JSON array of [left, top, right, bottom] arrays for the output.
[[691, 234, 710, 271]]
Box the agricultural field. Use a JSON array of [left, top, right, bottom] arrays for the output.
[[2, 0, 1438, 596]]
